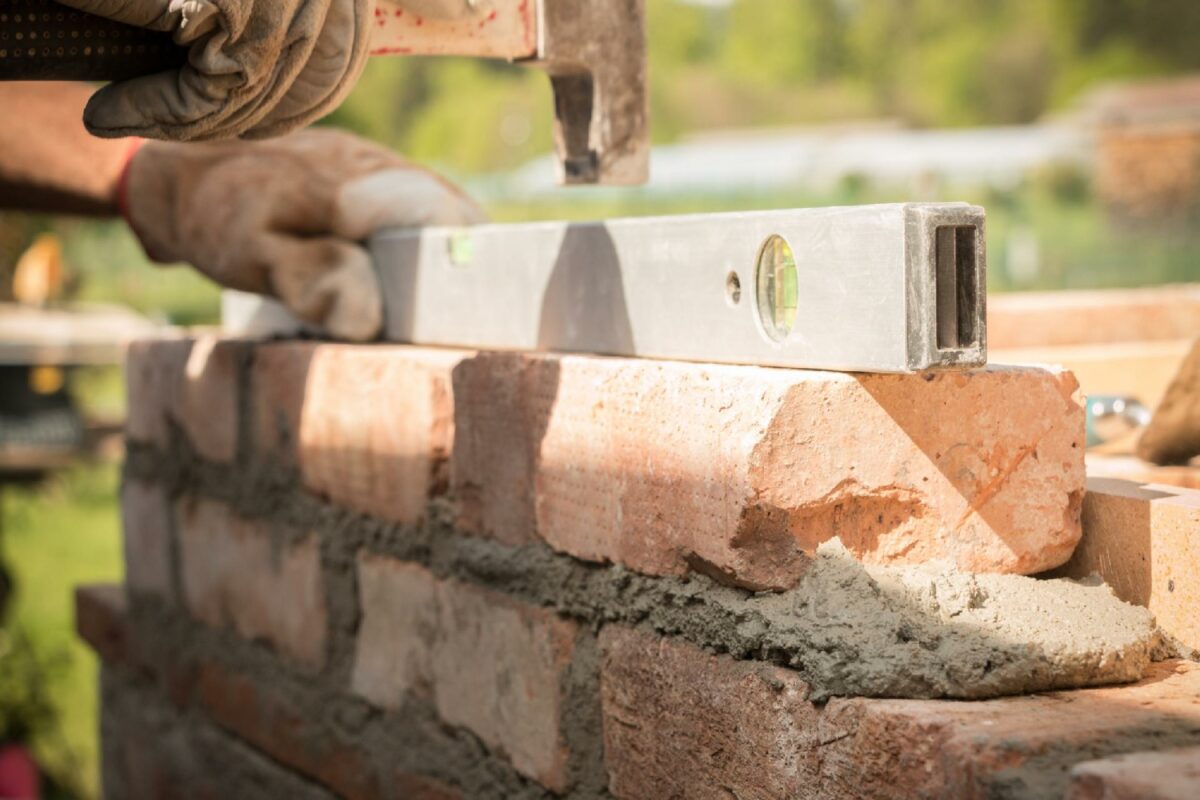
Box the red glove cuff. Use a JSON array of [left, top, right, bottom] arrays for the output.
[[115, 137, 145, 225]]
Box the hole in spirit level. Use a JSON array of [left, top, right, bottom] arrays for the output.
[[935, 225, 979, 351], [725, 271, 742, 306], [755, 235, 798, 342]]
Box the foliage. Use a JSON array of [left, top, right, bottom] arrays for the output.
[[4, 464, 124, 799], [0, 627, 63, 746], [321, 0, 1200, 170]]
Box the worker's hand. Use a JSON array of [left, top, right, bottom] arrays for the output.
[[57, 0, 373, 141], [120, 128, 485, 341]]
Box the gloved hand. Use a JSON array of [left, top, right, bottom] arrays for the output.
[[57, 0, 374, 141], [120, 128, 485, 341]]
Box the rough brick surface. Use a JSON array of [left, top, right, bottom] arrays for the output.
[[1067, 746, 1200, 800], [101, 669, 340, 800], [599, 626, 819, 799], [75, 584, 131, 667], [249, 341, 315, 455], [454, 353, 1085, 588], [988, 284, 1200, 348], [599, 627, 1200, 799], [121, 479, 173, 598], [126, 337, 240, 462], [393, 773, 463, 800], [819, 660, 1200, 799], [352, 554, 577, 790], [176, 497, 327, 669], [296, 346, 460, 524], [250, 343, 462, 524], [1048, 477, 1200, 652], [193, 661, 380, 800]]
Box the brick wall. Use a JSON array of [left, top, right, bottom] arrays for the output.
[[83, 337, 1200, 799]]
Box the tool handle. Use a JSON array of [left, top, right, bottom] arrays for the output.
[[0, 0, 186, 81]]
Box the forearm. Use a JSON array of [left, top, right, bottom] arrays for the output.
[[0, 82, 134, 216]]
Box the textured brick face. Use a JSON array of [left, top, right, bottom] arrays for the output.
[[176, 497, 327, 670], [122, 479, 173, 598], [1067, 745, 1200, 800], [125, 337, 240, 462], [599, 626, 820, 799], [599, 628, 1200, 800], [454, 353, 1085, 588], [295, 346, 460, 524], [1049, 478, 1200, 652], [249, 343, 462, 524], [351, 554, 577, 791], [819, 661, 1200, 799]]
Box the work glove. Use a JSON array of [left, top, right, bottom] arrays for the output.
[[119, 128, 485, 341], [58, 0, 373, 141]]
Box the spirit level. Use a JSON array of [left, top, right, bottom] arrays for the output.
[[224, 203, 987, 373]]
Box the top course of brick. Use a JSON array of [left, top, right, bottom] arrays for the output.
[[125, 337, 1086, 590]]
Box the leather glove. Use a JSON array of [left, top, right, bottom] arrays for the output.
[[57, 0, 373, 141], [120, 128, 486, 341]]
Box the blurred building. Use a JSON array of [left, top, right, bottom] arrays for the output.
[[503, 120, 1091, 198], [1074, 75, 1200, 220]]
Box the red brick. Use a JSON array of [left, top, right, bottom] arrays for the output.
[[1048, 478, 1200, 652], [125, 337, 240, 462], [453, 352, 1085, 589], [818, 661, 1200, 799], [599, 626, 819, 799], [176, 497, 327, 669], [193, 662, 381, 800], [298, 346, 461, 524], [1067, 745, 1200, 800], [600, 628, 1200, 799], [75, 584, 131, 666], [394, 773, 462, 800], [249, 341, 317, 455], [126, 338, 187, 449], [122, 479, 173, 598], [103, 669, 340, 800], [351, 554, 577, 791], [251, 343, 463, 524], [988, 284, 1200, 348]]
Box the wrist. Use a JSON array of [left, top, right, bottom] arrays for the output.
[[114, 138, 146, 223]]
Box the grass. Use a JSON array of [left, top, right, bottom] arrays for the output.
[[2, 464, 123, 799]]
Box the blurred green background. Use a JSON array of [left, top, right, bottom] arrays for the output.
[[2, 0, 1199, 797]]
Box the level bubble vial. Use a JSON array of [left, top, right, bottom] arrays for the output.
[[755, 234, 798, 342]]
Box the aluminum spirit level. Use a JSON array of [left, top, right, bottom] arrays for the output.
[[223, 203, 987, 374]]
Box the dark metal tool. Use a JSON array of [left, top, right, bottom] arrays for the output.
[[0, 0, 184, 80], [0, 0, 650, 186]]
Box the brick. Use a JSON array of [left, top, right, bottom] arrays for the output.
[[1086, 454, 1200, 491], [102, 668, 341, 800], [351, 554, 577, 790], [1067, 745, 1200, 800], [176, 497, 327, 669], [126, 338, 190, 450], [990, 339, 1193, 412], [122, 479, 173, 598], [75, 584, 131, 666], [125, 337, 240, 462], [599, 626, 819, 799], [453, 353, 1085, 589], [988, 284, 1200, 348], [599, 629, 1200, 800], [1047, 477, 1200, 652], [818, 660, 1200, 799], [251, 343, 462, 524], [249, 341, 316, 455], [193, 662, 380, 800], [394, 773, 463, 800]]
